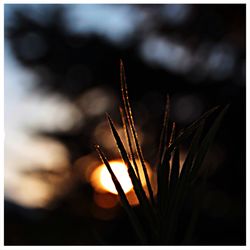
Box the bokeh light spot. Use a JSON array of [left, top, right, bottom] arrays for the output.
[[91, 161, 133, 194]]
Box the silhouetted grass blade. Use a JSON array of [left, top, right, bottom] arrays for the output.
[[158, 123, 176, 216], [157, 122, 176, 219], [159, 121, 176, 166], [164, 106, 228, 243], [158, 95, 170, 163], [170, 147, 180, 193], [167, 106, 219, 155], [157, 152, 170, 242], [119, 106, 142, 183], [168, 122, 176, 147], [120, 60, 155, 207], [106, 114, 144, 197], [190, 105, 229, 181], [163, 123, 177, 221], [179, 120, 205, 182], [183, 171, 208, 244], [164, 121, 204, 244], [106, 114, 158, 238], [157, 146, 170, 217], [157, 95, 170, 211], [95, 145, 147, 243]]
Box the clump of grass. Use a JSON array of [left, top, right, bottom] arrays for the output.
[[95, 60, 229, 245]]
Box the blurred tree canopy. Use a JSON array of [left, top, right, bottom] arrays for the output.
[[4, 4, 245, 245]]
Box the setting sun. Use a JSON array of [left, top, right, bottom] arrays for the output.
[[91, 161, 133, 194], [90, 160, 152, 195]]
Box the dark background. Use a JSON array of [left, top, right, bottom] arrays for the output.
[[4, 4, 246, 245]]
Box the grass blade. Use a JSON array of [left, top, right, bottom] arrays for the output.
[[183, 170, 208, 244], [157, 122, 176, 217], [168, 122, 176, 147], [157, 149, 170, 215], [120, 60, 155, 206], [157, 95, 170, 164], [106, 114, 158, 238], [164, 105, 228, 243], [119, 106, 142, 183], [95, 145, 147, 243], [169, 147, 180, 193], [167, 105, 219, 155], [106, 114, 145, 202], [164, 120, 204, 244], [179, 120, 205, 182], [157, 95, 170, 211], [157, 150, 170, 242], [159, 122, 176, 211], [190, 105, 229, 181]]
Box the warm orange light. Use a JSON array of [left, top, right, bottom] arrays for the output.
[[93, 192, 118, 209], [91, 161, 133, 194], [90, 160, 152, 195]]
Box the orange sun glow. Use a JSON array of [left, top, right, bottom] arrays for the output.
[[90, 160, 152, 195]]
